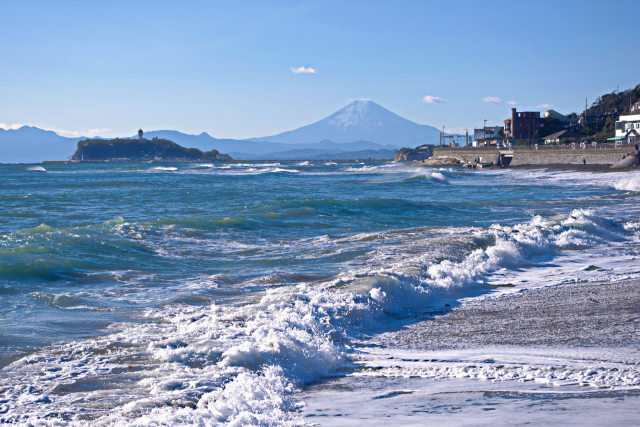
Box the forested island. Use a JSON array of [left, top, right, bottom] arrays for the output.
[[70, 138, 232, 162]]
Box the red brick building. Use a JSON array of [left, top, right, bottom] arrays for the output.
[[504, 108, 543, 142]]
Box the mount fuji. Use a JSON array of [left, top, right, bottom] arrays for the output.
[[250, 99, 441, 147]]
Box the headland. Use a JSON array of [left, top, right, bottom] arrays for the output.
[[69, 138, 232, 162]]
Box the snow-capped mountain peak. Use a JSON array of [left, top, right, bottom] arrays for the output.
[[328, 100, 384, 130], [251, 100, 440, 147]]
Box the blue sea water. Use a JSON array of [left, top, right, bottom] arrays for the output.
[[1, 161, 640, 424]]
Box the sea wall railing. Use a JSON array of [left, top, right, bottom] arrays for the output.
[[438, 142, 635, 151]]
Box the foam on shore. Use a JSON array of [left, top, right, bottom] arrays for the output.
[[1, 207, 636, 424]]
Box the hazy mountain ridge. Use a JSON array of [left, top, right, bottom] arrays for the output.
[[0, 126, 78, 163], [0, 100, 441, 162]]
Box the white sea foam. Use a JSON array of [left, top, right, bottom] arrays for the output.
[[427, 171, 448, 184], [26, 165, 46, 172], [0, 208, 634, 424], [201, 167, 300, 176], [614, 174, 640, 191], [355, 347, 640, 389], [302, 346, 640, 423], [238, 162, 281, 168], [268, 168, 299, 174], [150, 166, 178, 172]]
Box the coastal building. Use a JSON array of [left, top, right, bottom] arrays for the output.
[[542, 129, 581, 144], [613, 113, 640, 144], [473, 126, 503, 141], [504, 108, 543, 142], [543, 109, 570, 123]]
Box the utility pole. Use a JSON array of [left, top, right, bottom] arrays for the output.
[[584, 98, 588, 131], [482, 119, 487, 143]]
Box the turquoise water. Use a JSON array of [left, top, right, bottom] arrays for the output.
[[1, 161, 640, 424]]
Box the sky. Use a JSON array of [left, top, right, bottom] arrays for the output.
[[1, 0, 639, 139]]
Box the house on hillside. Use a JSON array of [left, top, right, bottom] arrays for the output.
[[612, 113, 640, 144], [543, 109, 570, 123], [542, 129, 582, 144]]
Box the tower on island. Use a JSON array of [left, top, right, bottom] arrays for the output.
[[138, 129, 143, 140]]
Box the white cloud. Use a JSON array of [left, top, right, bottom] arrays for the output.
[[0, 123, 25, 130], [45, 127, 110, 137], [536, 103, 554, 109], [0, 123, 109, 137], [46, 128, 83, 137], [483, 96, 517, 106], [422, 95, 445, 104], [290, 66, 316, 74]]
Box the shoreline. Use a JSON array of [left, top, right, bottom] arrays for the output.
[[380, 277, 640, 349], [413, 160, 637, 172], [301, 278, 640, 423]]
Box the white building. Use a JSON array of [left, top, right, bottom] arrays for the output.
[[543, 109, 570, 123], [473, 126, 503, 146], [614, 114, 640, 143]]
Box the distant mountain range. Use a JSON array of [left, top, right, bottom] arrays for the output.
[[0, 100, 442, 163], [0, 126, 78, 164]]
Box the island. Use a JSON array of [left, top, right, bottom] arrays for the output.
[[70, 138, 232, 162]]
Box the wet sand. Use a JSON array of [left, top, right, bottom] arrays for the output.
[[413, 161, 637, 172], [302, 279, 640, 425], [384, 279, 640, 349], [508, 164, 634, 172]]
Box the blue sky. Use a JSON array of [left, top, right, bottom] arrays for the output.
[[1, 0, 638, 138]]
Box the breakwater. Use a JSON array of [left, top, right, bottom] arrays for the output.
[[431, 145, 637, 166]]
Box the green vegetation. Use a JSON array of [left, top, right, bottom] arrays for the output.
[[581, 84, 640, 142], [71, 137, 232, 162], [535, 84, 639, 143]]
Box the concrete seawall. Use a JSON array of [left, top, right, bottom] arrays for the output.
[[432, 146, 637, 166]]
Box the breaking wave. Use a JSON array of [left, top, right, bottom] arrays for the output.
[[0, 208, 632, 424], [26, 166, 46, 172], [614, 173, 640, 192]]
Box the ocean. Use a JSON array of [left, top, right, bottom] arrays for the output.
[[1, 161, 640, 425]]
